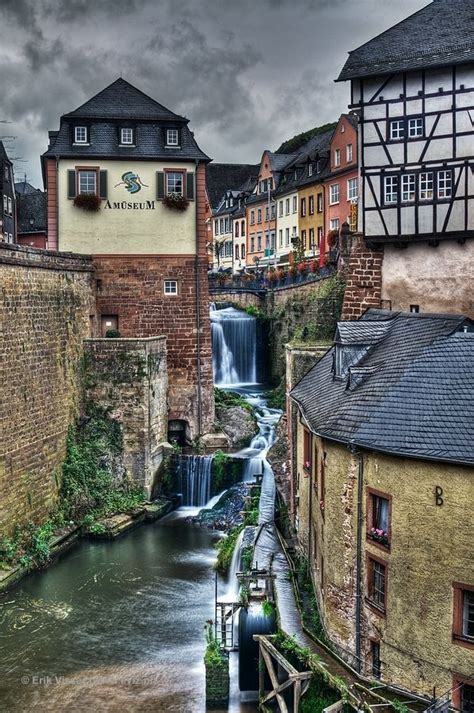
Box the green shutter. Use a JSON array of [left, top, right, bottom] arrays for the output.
[[157, 171, 165, 199], [99, 170, 107, 199], [186, 172, 194, 200], [67, 170, 76, 199]]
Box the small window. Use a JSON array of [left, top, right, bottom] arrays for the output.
[[347, 143, 353, 162], [166, 171, 184, 196], [257, 234, 262, 251], [285, 228, 289, 246], [329, 184, 340, 205], [303, 428, 312, 472], [241, 220, 245, 237], [420, 171, 434, 200], [317, 226, 323, 245], [410, 304, 420, 313], [4, 165, 9, 181], [75, 126, 88, 144], [265, 232, 270, 249], [330, 218, 340, 231], [279, 229, 283, 247], [460, 683, 474, 713], [308, 164, 313, 176], [3, 231, 7, 241], [120, 128, 134, 145], [401, 174, 416, 202], [309, 195, 314, 215], [8, 233, 12, 243], [214, 220, 219, 236], [278, 201, 283, 217], [164, 280, 178, 295], [367, 490, 390, 547], [235, 222, 240, 238], [101, 315, 118, 337], [334, 148, 341, 166], [250, 235, 255, 252], [408, 117, 424, 138], [384, 176, 398, 204], [241, 243, 245, 258], [348, 178, 358, 201], [453, 584, 474, 645], [257, 208, 262, 223], [390, 120, 404, 140], [371, 641, 381, 679], [301, 197, 307, 217], [265, 206, 269, 221], [78, 170, 97, 195], [317, 193, 323, 213], [301, 229, 306, 249], [309, 228, 315, 249], [367, 557, 387, 612], [250, 210, 255, 225], [235, 244, 239, 260], [285, 198, 290, 215], [438, 170, 452, 199], [166, 129, 179, 146], [292, 195, 297, 213]]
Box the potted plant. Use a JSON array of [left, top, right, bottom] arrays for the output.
[[162, 193, 189, 211], [297, 261, 308, 275], [73, 193, 101, 212], [368, 527, 389, 547], [309, 259, 318, 274], [288, 264, 297, 280]]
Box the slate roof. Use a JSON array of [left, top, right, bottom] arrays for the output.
[[43, 78, 210, 163], [15, 181, 40, 195], [205, 163, 259, 210], [291, 310, 474, 466], [17, 191, 47, 233], [338, 0, 474, 81], [274, 129, 334, 197], [64, 78, 186, 122], [0, 141, 11, 163]]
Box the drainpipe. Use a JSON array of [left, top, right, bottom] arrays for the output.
[[353, 445, 364, 673], [194, 160, 203, 438]]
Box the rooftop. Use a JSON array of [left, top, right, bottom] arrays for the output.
[[291, 310, 474, 466], [205, 163, 259, 210], [338, 0, 474, 81]]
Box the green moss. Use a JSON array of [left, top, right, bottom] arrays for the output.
[[265, 381, 286, 410], [214, 388, 255, 415], [275, 122, 337, 154]]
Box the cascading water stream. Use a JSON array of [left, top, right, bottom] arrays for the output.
[[177, 454, 213, 507], [210, 306, 257, 386]]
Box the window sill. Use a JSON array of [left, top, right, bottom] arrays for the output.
[[73, 143, 90, 147], [366, 535, 391, 553], [365, 598, 386, 617], [165, 145, 181, 149], [329, 202, 340, 206], [119, 144, 136, 148], [453, 634, 474, 650]]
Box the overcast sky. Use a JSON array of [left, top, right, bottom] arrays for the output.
[[0, 0, 428, 188]]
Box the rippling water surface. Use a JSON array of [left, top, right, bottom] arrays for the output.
[[0, 513, 256, 713]]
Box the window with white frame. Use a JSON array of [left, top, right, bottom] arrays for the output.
[[250, 210, 255, 225], [347, 143, 353, 162], [166, 171, 184, 196], [292, 196, 297, 213], [317, 193, 323, 213], [334, 149, 341, 167], [257, 208, 262, 223], [285, 198, 290, 215], [257, 234, 262, 251], [224, 218, 229, 233], [401, 174, 416, 202], [408, 117, 424, 138], [330, 218, 340, 230], [317, 226, 323, 245], [390, 120, 404, 140], [219, 218, 224, 234], [309, 195, 314, 215], [285, 227, 289, 246], [348, 178, 358, 201], [438, 170, 452, 199], [235, 221, 240, 238], [384, 175, 398, 203], [7, 197, 12, 215], [265, 206, 269, 221], [308, 164, 313, 176], [164, 280, 178, 295], [166, 129, 179, 146], [224, 241, 232, 257], [241, 243, 245, 258], [214, 220, 219, 236], [250, 235, 255, 252], [3, 195, 7, 213], [279, 229, 283, 247], [74, 126, 88, 144], [241, 220, 245, 237], [8, 233, 12, 243], [279, 201, 283, 217], [78, 170, 97, 195], [330, 184, 340, 205], [235, 244, 239, 260], [3, 231, 7, 242], [120, 128, 134, 145], [419, 172, 434, 200]]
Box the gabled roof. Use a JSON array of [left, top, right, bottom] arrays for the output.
[[337, 0, 474, 81], [15, 181, 40, 196], [17, 191, 47, 233], [63, 78, 187, 122], [0, 141, 11, 163], [291, 310, 474, 466], [205, 163, 259, 210]]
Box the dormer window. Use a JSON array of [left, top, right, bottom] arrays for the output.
[[166, 129, 179, 147], [120, 128, 134, 145], [74, 126, 88, 144], [308, 164, 313, 177]]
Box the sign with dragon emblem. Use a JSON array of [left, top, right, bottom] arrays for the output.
[[114, 171, 149, 194]]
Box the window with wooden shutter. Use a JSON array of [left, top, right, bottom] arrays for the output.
[[67, 170, 76, 199], [186, 173, 194, 200], [99, 170, 107, 199], [157, 171, 165, 199]]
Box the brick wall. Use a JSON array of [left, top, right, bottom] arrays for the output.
[[341, 234, 383, 320], [0, 244, 95, 536], [93, 254, 214, 440], [83, 337, 168, 496]]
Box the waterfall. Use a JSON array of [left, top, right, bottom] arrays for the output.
[[210, 307, 257, 386], [177, 455, 213, 507], [226, 529, 244, 599]]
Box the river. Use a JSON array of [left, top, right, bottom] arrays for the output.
[[0, 306, 276, 712]]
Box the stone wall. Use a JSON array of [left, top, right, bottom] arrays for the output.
[[83, 337, 168, 497], [341, 234, 383, 320], [0, 244, 95, 536], [93, 254, 214, 441], [210, 290, 264, 310]]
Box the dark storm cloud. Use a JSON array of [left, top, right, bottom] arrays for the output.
[[0, 0, 428, 186]]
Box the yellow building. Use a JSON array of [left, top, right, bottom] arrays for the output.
[[290, 310, 474, 705]]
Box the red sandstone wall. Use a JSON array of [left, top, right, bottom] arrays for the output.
[[341, 235, 383, 320], [46, 159, 58, 251], [93, 254, 214, 439]]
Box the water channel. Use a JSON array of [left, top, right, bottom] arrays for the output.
[[0, 306, 280, 712]]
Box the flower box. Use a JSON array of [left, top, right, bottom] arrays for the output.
[[368, 527, 389, 547], [73, 193, 101, 212], [162, 193, 189, 211]]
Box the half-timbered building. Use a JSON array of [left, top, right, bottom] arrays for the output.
[[338, 0, 474, 316]]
